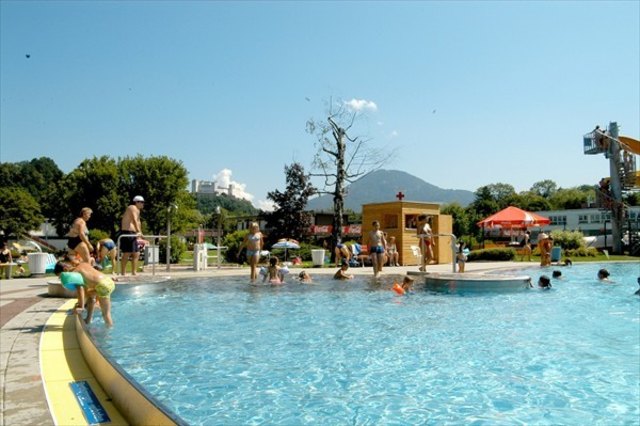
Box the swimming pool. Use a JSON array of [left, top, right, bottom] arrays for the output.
[[90, 263, 640, 425]]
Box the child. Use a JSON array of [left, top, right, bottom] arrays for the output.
[[334, 261, 354, 280], [597, 268, 610, 281], [552, 270, 562, 279], [96, 238, 118, 273], [263, 256, 285, 285], [456, 241, 467, 273], [538, 275, 552, 289], [298, 270, 313, 283], [401, 275, 415, 293], [54, 260, 115, 326]]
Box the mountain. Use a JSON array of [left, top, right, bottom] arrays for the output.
[[306, 169, 475, 212]]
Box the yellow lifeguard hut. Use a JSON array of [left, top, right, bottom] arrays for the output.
[[362, 200, 453, 266]]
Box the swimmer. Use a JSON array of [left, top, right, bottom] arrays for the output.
[[538, 275, 552, 289], [563, 258, 573, 267], [635, 277, 640, 296], [401, 275, 415, 293], [263, 256, 285, 285], [552, 270, 562, 279], [298, 270, 312, 283], [597, 268, 610, 281], [334, 261, 354, 280]]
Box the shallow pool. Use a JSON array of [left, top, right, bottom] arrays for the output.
[[90, 263, 640, 425]]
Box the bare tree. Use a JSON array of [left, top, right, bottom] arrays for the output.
[[306, 100, 390, 253]]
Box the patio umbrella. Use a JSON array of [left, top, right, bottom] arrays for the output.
[[271, 238, 300, 261], [477, 206, 551, 229], [477, 206, 551, 242]]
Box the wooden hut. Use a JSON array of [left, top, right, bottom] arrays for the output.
[[362, 201, 453, 266]]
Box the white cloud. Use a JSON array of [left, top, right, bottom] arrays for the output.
[[256, 199, 276, 212], [344, 98, 378, 112], [213, 169, 254, 202]]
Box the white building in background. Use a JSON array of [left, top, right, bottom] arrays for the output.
[[537, 207, 640, 236], [191, 179, 235, 197]]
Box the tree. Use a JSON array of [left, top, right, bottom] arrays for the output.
[[549, 188, 589, 210], [58, 156, 121, 236], [441, 202, 472, 239], [530, 180, 558, 199], [0, 187, 44, 238], [306, 100, 388, 249], [118, 155, 192, 235], [264, 163, 315, 245], [0, 157, 64, 221]]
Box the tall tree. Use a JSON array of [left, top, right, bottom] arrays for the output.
[[264, 163, 316, 244], [0, 187, 44, 238], [306, 100, 388, 249], [530, 180, 558, 199], [118, 155, 192, 235]]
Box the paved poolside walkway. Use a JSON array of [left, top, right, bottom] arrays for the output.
[[0, 261, 528, 425]]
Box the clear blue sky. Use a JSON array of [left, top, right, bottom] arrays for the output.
[[2, 1, 638, 210]]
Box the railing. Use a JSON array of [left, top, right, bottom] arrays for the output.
[[116, 234, 166, 276]]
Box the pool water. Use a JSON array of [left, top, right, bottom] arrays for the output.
[[90, 263, 640, 425]]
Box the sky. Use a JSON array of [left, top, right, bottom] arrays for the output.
[[1, 1, 639, 210]]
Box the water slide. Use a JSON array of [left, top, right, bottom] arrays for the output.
[[619, 136, 640, 155]]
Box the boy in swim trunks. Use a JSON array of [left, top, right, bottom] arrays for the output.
[[55, 260, 115, 327]]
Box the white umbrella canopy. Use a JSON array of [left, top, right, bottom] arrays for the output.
[[271, 238, 300, 261]]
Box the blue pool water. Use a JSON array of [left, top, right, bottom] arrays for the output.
[[90, 263, 640, 425]]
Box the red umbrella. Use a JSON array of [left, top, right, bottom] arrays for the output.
[[477, 206, 550, 229]]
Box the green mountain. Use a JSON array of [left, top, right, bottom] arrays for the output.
[[307, 169, 474, 212]]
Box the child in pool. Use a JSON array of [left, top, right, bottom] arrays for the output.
[[298, 270, 313, 283], [538, 275, 552, 289], [635, 277, 640, 296], [334, 261, 354, 280], [401, 275, 415, 293], [597, 268, 611, 281], [263, 256, 285, 284]]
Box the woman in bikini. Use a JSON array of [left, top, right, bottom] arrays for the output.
[[239, 222, 264, 282], [67, 207, 93, 263]]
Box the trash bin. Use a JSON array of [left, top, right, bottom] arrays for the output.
[[144, 246, 159, 265], [193, 244, 208, 271], [27, 253, 49, 275], [311, 249, 326, 267]]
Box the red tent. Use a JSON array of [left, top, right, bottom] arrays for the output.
[[477, 206, 551, 229]]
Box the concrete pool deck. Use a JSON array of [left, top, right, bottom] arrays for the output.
[[1, 261, 528, 425]]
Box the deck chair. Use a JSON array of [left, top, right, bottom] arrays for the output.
[[550, 247, 562, 264], [410, 245, 422, 265]]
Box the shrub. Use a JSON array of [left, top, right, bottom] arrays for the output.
[[158, 236, 186, 264], [550, 230, 585, 250], [565, 247, 598, 258], [466, 248, 515, 261]]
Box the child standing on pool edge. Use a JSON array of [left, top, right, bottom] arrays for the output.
[[367, 220, 387, 278]]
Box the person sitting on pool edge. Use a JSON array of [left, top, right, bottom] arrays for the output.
[[538, 275, 552, 289], [334, 260, 354, 280]]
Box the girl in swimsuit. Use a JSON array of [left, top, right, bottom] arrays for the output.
[[96, 238, 117, 273], [239, 222, 264, 282], [67, 207, 93, 263]]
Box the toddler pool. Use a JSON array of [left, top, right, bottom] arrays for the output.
[[89, 262, 640, 425]]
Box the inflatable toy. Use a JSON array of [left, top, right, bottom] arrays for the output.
[[392, 282, 405, 295]]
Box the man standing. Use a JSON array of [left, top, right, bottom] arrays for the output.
[[120, 195, 144, 276]]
